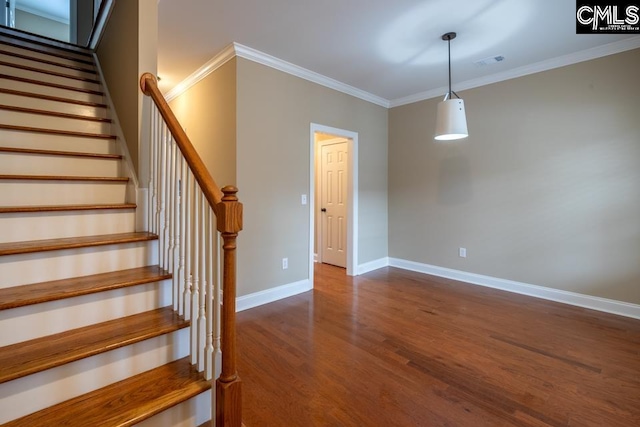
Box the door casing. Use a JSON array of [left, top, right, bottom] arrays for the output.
[[309, 123, 358, 286]]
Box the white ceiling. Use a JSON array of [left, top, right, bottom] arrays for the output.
[[158, 0, 640, 106], [16, 0, 69, 24]]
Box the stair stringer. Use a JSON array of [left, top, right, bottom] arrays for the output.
[[92, 52, 149, 232]]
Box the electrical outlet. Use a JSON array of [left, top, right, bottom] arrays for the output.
[[282, 258, 288, 269], [301, 194, 307, 205], [459, 247, 467, 258]]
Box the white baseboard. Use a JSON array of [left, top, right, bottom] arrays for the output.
[[357, 257, 390, 275], [314, 253, 318, 263], [388, 258, 640, 320], [236, 279, 312, 312]]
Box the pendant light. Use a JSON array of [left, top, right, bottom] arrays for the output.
[[435, 32, 468, 141]]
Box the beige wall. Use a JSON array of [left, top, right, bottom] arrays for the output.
[[169, 59, 237, 189], [15, 10, 69, 42], [237, 58, 388, 296], [389, 49, 640, 304], [96, 0, 157, 182]]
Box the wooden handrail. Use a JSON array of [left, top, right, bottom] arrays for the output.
[[139, 73, 224, 210], [140, 72, 242, 426]]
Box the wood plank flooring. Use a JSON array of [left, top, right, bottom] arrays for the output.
[[237, 264, 640, 427]]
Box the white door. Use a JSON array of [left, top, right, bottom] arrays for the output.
[[320, 141, 348, 268]]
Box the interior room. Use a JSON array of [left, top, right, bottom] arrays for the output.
[[0, 0, 638, 425]]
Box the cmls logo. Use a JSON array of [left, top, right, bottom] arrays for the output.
[[576, 1, 639, 33]]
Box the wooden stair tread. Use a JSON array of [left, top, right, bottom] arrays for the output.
[[0, 60, 101, 84], [0, 306, 187, 384], [2, 357, 211, 427], [0, 73, 103, 95], [0, 146, 119, 158], [0, 39, 94, 65], [0, 174, 128, 182], [0, 232, 158, 256], [0, 266, 170, 310], [0, 48, 96, 74], [0, 104, 112, 122], [0, 203, 136, 213], [0, 123, 115, 139], [0, 88, 107, 108]]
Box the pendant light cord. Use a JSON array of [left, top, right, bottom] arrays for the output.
[[448, 37, 452, 98]]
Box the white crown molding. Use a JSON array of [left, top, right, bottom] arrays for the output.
[[390, 36, 640, 107], [166, 36, 640, 109], [165, 42, 389, 107], [164, 43, 236, 102], [233, 43, 390, 108], [388, 258, 640, 320]]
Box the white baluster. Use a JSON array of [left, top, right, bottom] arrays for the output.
[[214, 230, 222, 380], [183, 170, 192, 320], [191, 182, 200, 365], [167, 139, 177, 313], [173, 154, 182, 312], [152, 109, 161, 235], [147, 106, 156, 233], [198, 191, 207, 372], [205, 206, 215, 380], [157, 124, 167, 269], [162, 132, 171, 270], [178, 157, 187, 317]]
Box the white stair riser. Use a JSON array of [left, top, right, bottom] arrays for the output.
[[0, 328, 189, 424], [0, 130, 116, 154], [0, 53, 97, 79], [0, 240, 159, 287], [0, 280, 172, 345], [137, 391, 212, 427], [0, 153, 121, 178], [0, 36, 93, 63], [0, 110, 111, 134], [0, 180, 127, 206], [0, 210, 135, 243], [0, 92, 108, 118], [0, 78, 104, 104], [1, 92, 107, 117], [0, 64, 102, 92]]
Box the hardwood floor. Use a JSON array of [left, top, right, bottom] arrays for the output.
[[237, 264, 640, 426]]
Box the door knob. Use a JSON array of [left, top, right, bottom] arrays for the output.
[[321, 208, 327, 212]]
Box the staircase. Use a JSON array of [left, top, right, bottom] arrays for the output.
[[0, 27, 213, 426]]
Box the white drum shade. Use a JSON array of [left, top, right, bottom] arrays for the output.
[[435, 99, 468, 141]]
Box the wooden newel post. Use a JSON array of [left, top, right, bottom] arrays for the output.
[[215, 186, 243, 427]]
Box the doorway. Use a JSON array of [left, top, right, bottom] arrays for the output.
[[309, 124, 358, 286]]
